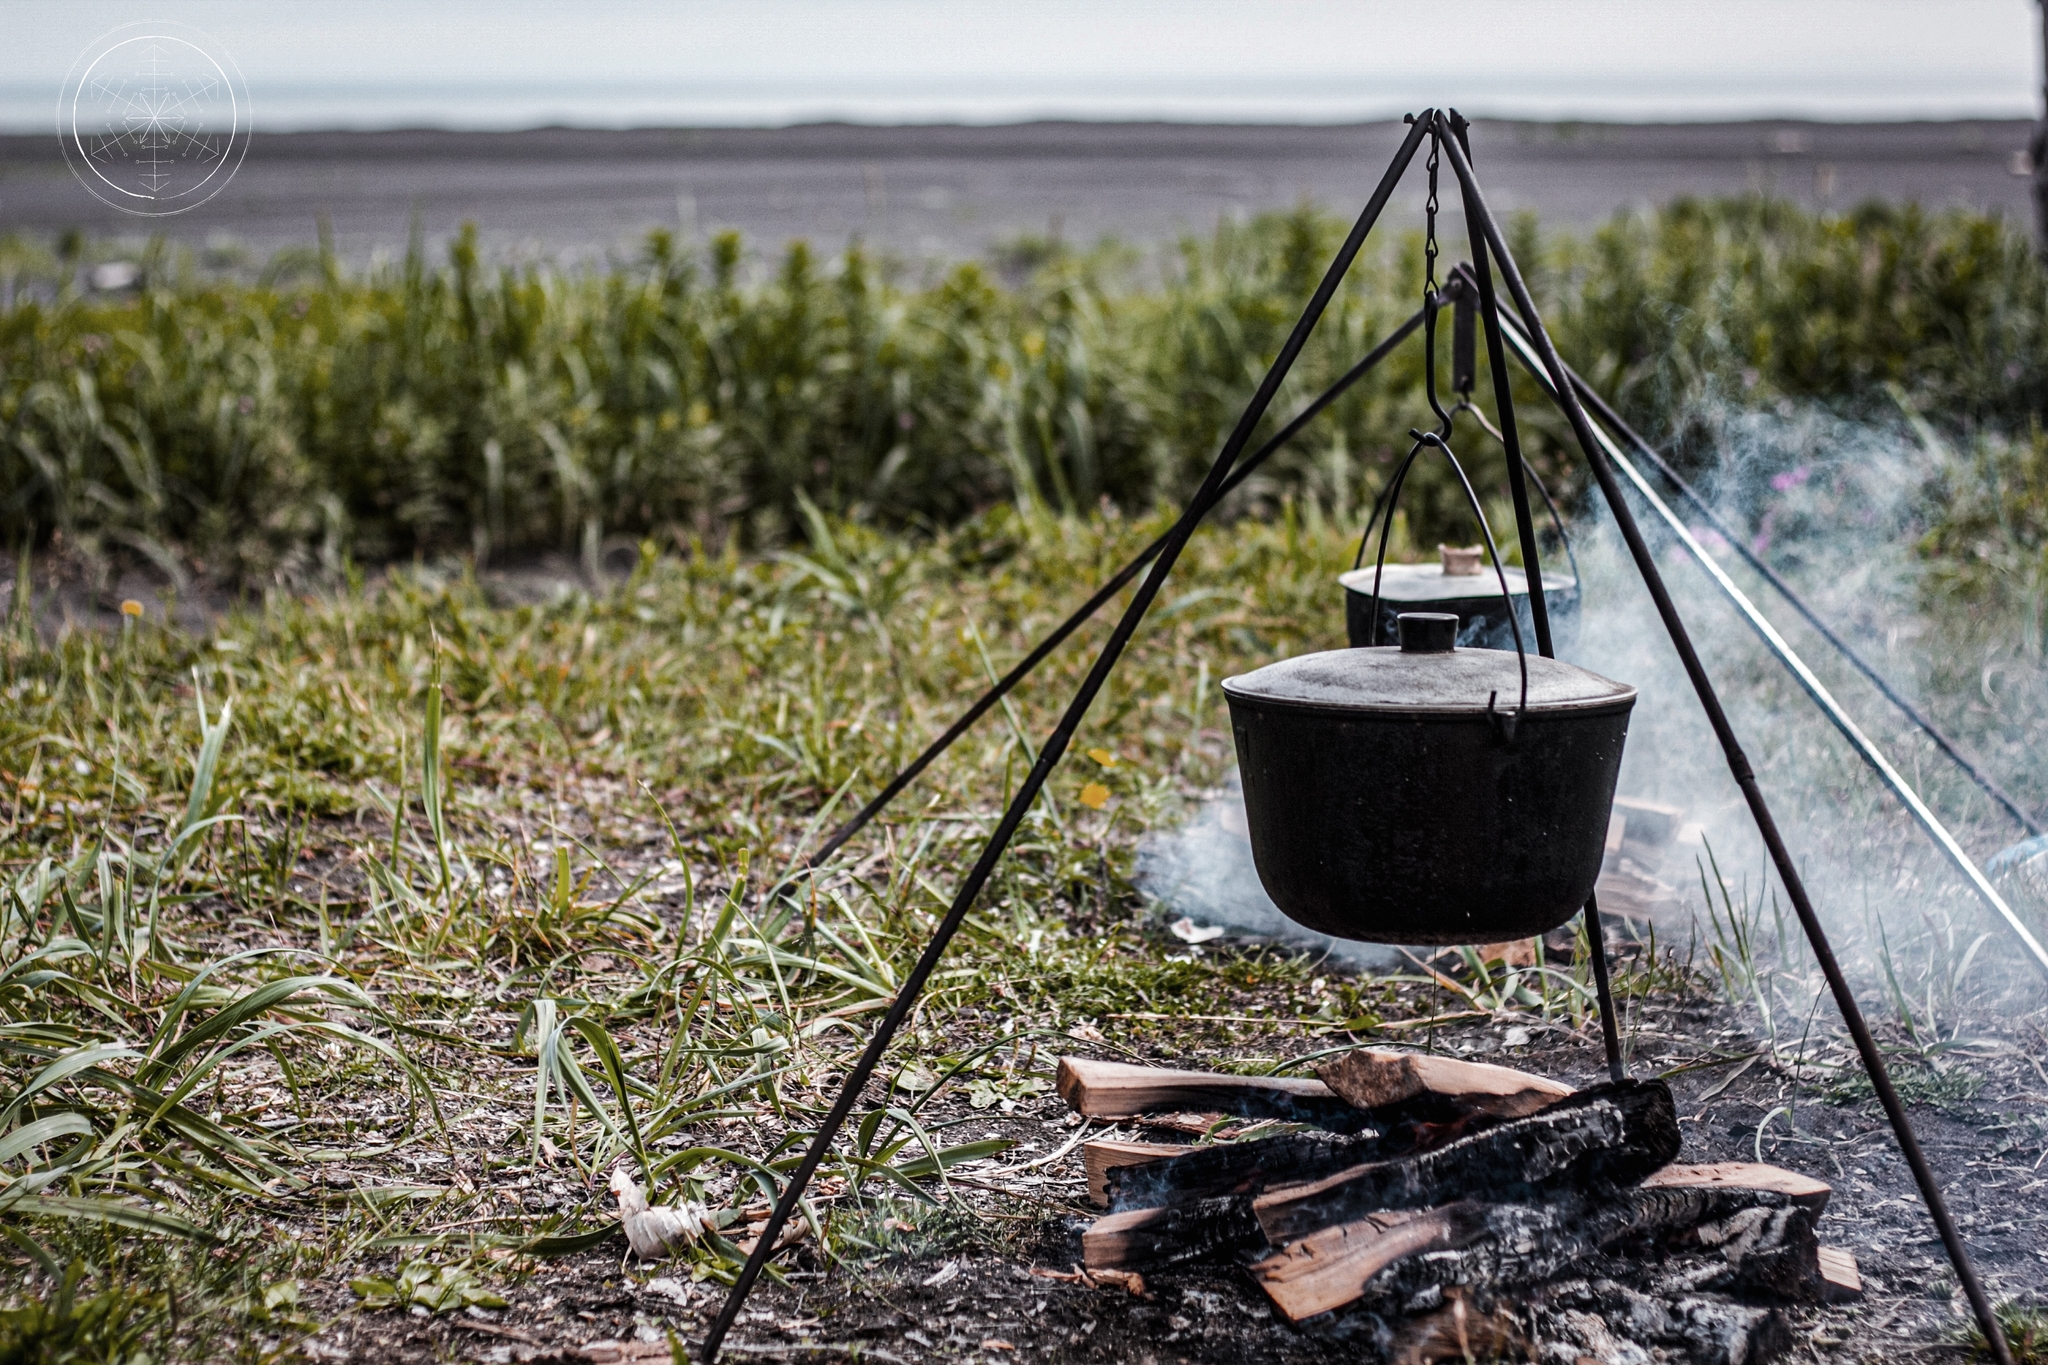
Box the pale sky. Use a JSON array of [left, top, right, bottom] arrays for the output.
[[4, 0, 2042, 130]]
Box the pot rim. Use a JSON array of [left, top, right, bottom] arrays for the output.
[[1221, 687, 1637, 718], [1221, 646, 1637, 717]]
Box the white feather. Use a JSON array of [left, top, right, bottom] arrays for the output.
[[610, 1167, 713, 1259]]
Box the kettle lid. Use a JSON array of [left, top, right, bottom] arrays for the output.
[[1338, 563, 1576, 602], [1221, 645, 1635, 716]]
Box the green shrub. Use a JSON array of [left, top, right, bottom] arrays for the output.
[[4, 196, 2046, 581]]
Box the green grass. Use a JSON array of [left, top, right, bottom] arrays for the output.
[[0, 486, 2042, 1355], [0, 502, 1406, 1356], [1966, 1300, 2048, 1364], [7, 195, 2048, 583]]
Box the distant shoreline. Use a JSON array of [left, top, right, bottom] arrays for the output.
[[2, 114, 2035, 159], [3, 117, 2033, 266]]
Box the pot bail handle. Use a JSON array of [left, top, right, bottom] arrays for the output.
[[1365, 429, 1530, 742]]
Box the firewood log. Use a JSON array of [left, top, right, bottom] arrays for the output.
[[1083, 1061, 1591, 1211], [1536, 1278, 1790, 1365], [1313, 1048, 1571, 1118], [1248, 1167, 1831, 1324], [1054, 1057, 1370, 1131], [1816, 1246, 1863, 1302], [1081, 1081, 1678, 1269], [1642, 1161, 1830, 1211], [1245, 1203, 1488, 1321], [1096, 1133, 1379, 1211], [1080, 1194, 1266, 1270], [1254, 1081, 1679, 1244], [1083, 1140, 1192, 1207]]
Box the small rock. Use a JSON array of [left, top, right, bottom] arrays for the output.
[[641, 1277, 692, 1305]]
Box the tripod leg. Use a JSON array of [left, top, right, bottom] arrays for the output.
[[1582, 894, 1625, 1083]]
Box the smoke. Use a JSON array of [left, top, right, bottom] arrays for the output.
[[1134, 771, 1400, 971], [1141, 393, 2048, 1012]]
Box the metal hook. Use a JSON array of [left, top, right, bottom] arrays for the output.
[[1421, 121, 1454, 438]]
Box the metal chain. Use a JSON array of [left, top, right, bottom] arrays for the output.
[[1421, 123, 1451, 433], [1423, 129, 1441, 305]]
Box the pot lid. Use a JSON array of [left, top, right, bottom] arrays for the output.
[[1222, 644, 1635, 716], [1338, 563, 1577, 602]]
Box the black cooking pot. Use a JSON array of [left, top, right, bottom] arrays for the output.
[[1221, 612, 1635, 945], [1340, 555, 1579, 652]]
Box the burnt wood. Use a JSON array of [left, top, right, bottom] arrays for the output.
[[1532, 1279, 1792, 1365], [1642, 1161, 1831, 1212], [1102, 1133, 1384, 1212], [1254, 1182, 1824, 1324], [1083, 1140, 1192, 1207], [1080, 1194, 1266, 1270], [1081, 1080, 1678, 1269], [1615, 1186, 1825, 1302], [1254, 1080, 1679, 1244]]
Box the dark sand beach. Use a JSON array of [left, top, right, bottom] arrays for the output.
[[1, 117, 2037, 267]]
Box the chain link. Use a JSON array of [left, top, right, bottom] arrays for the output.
[[1423, 127, 1441, 303]]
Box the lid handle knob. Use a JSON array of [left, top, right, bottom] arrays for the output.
[[1439, 544, 1485, 576], [1397, 612, 1458, 654]]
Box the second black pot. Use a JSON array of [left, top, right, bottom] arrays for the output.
[[1222, 619, 1635, 945]]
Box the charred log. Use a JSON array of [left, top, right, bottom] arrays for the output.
[[1532, 1278, 1792, 1365], [1102, 1132, 1385, 1212], [1083, 1081, 1678, 1270], [1254, 1080, 1679, 1244], [1261, 1183, 1825, 1324], [1080, 1193, 1267, 1270]]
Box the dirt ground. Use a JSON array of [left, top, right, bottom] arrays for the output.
[[294, 964, 2048, 1365]]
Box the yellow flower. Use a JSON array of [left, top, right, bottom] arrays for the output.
[[1078, 783, 1111, 810], [1086, 748, 1117, 768], [119, 600, 144, 618]]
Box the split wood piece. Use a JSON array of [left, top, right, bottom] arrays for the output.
[[1593, 865, 1687, 930], [1314, 1048, 1572, 1119], [1084, 1140, 1192, 1207], [1246, 1202, 1486, 1321], [1613, 795, 1684, 848], [1255, 1080, 1679, 1245], [1082, 1081, 1678, 1269], [1643, 1162, 1830, 1212], [1817, 1246, 1863, 1303], [1055, 1057, 1369, 1132], [1133, 1111, 1234, 1138], [1094, 1133, 1379, 1211], [1251, 1179, 1824, 1324], [1080, 1193, 1264, 1272]]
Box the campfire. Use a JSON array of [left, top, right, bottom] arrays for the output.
[[1058, 1053, 1860, 1365]]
